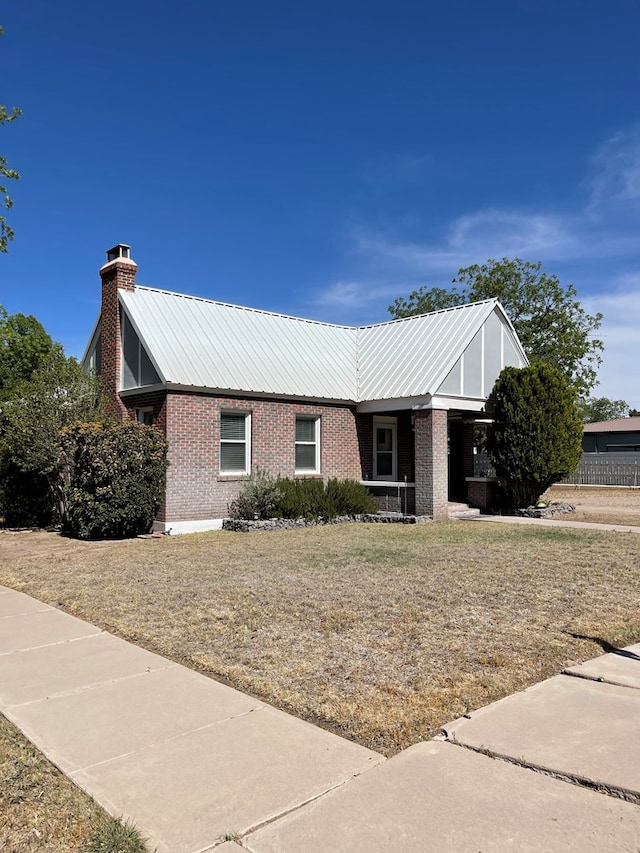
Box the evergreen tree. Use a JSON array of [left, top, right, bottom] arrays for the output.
[[486, 363, 583, 508]]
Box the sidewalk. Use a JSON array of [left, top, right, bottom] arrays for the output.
[[473, 513, 640, 534], [2, 584, 640, 852]]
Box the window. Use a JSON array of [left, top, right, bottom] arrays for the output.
[[373, 417, 397, 481], [121, 311, 160, 389], [295, 416, 320, 473], [220, 412, 251, 474], [136, 408, 154, 426], [87, 332, 101, 374]]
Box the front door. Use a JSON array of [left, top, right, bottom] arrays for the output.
[[374, 417, 397, 481]]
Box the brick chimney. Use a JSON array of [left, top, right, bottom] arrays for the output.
[[99, 244, 137, 418]]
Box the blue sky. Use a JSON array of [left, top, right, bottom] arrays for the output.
[[1, 0, 639, 405]]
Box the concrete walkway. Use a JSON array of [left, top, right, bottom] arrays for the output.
[[473, 513, 640, 534], [2, 585, 640, 852]]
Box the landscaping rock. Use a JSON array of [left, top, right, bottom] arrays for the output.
[[222, 513, 432, 532], [517, 502, 575, 519]]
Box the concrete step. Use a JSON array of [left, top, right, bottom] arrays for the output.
[[448, 501, 480, 519]]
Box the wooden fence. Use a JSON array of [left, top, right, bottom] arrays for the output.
[[561, 454, 640, 487], [473, 452, 640, 486]]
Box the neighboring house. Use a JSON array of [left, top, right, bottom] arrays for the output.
[[582, 418, 640, 453], [83, 245, 528, 533]]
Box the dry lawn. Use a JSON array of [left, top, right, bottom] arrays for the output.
[[2, 512, 639, 758], [0, 714, 148, 852], [547, 484, 640, 527]]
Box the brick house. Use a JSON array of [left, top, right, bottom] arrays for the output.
[[83, 245, 528, 533]]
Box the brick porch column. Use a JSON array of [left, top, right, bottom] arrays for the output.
[[414, 409, 448, 520]]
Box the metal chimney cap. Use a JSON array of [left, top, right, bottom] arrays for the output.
[[106, 244, 132, 262]]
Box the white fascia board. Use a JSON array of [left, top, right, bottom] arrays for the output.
[[423, 395, 489, 412], [358, 393, 490, 413], [357, 395, 432, 413]]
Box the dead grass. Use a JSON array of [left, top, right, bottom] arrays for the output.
[[2, 515, 639, 758], [0, 713, 149, 852], [546, 485, 640, 527]]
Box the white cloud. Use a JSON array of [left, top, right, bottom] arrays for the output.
[[584, 283, 640, 406], [586, 125, 640, 208], [313, 126, 640, 375]]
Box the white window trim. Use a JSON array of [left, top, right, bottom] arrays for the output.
[[373, 416, 397, 481], [295, 416, 321, 474], [220, 411, 251, 475]]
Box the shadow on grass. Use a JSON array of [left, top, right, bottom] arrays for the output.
[[563, 630, 640, 662]]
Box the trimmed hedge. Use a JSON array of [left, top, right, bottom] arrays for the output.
[[228, 473, 377, 521], [59, 421, 168, 540]]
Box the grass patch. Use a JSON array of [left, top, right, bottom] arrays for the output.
[[547, 486, 640, 527], [1, 515, 640, 758], [0, 713, 149, 852]]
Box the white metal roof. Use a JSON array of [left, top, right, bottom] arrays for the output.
[[116, 287, 523, 403], [119, 287, 358, 400]]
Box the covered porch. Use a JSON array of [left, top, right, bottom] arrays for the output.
[[358, 406, 498, 519]]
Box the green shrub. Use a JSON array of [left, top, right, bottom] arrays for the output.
[[227, 468, 283, 519], [59, 421, 168, 540], [228, 474, 377, 521], [274, 477, 330, 519], [325, 478, 378, 516]]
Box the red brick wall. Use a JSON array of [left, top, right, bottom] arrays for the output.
[[161, 392, 362, 521], [122, 391, 168, 434], [414, 409, 448, 520], [467, 478, 499, 512]]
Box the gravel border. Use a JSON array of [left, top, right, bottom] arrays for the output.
[[222, 512, 432, 532]]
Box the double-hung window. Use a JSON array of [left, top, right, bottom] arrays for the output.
[[295, 416, 320, 474], [220, 412, 251, 474]]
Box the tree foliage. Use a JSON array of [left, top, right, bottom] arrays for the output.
[[486, 363, 583, 508], [0, 26, 21, 252], [0, 352, 106, 525], [0, 305, 60, 399], [577, 396, 630, 423], [59, 421, 168, 540], [388, 258, 604, 397]]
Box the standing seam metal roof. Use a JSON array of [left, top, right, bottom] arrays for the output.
[[117, 287, 515, 403]]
